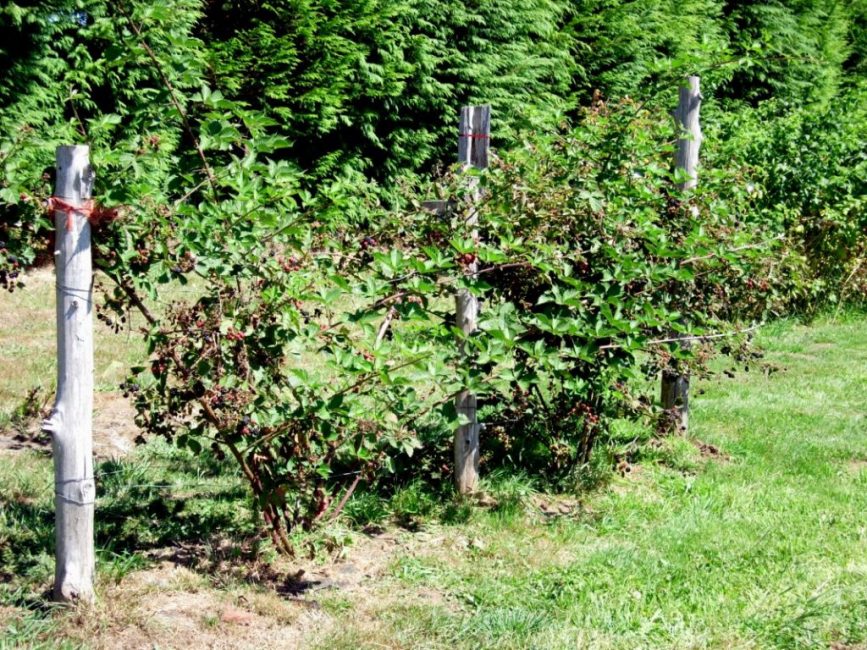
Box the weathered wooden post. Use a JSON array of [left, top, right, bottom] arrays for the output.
[[454, 105, 490, 494], [661, 76, 702, 433], [42, 145, 96, 602]]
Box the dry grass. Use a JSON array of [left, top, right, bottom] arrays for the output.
[[0, 267, 146, 427], [45, 528, 454, 650], [62, 563, 310, 650]]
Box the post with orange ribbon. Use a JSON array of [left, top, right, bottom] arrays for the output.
[[42, 145, 96, 602]]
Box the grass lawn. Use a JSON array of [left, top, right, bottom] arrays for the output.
[[1, 271, 866, 648], [311, 315, 867, 650]]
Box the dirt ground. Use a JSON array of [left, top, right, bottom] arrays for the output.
[[0, 391, 139, 458], [51, 528, 447, 650]]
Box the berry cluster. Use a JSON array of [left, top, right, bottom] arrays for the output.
[[170, 251, 196, 275], [279, 255, 302, 272], [119, 379, 141, 399], [745, 277, 770, 292], [96, 300, 127, 333], [0, 249, 21, 292], [567, 401, 600, 427], [225, 328, 246, 341], [236, 415, 260, 437], [456, 252, 476, 267]]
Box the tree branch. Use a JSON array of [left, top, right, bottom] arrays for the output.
[[116, 3, 216, 196]]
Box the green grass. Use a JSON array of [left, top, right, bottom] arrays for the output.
[[2, 278, 867, 648], [0, 439, 256, 648], [315, 314, 867, 649]]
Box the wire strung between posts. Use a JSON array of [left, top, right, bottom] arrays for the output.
[[56, 285, 92, 294], [597, 323, 762, 351], [55, 493, 96, 506], [55, 284, 94, 303], [34, 465, 366, 504], [55, 279, 94, 304], [55, 477, 96, 506]]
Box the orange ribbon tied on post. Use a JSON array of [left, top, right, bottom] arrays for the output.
[[48, 197, 96, 232]]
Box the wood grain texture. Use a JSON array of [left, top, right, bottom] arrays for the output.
[[454, 105, 490, 494], [674, 76, 702, 191], [43, 145, 96, 602], [662, 76, 701, 432]]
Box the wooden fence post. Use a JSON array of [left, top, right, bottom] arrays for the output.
[[42, 145, 96, 602], [454, 105, 490, 494], [661, 75, 702, 433]]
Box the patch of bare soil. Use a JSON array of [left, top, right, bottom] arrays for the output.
[[608, 462, 658, 498], [532, 494, 585, 518], [0, 604, 25, 628], [66, 562, 320, 650], [693, 439, 730, 461], [617, 460, 644, 480], [0, 428, 50, 455], [92, 392, 141, 458], [61, 528, 445, 649], [0, 391, 140, 459], [150, 529, 405, 597], [845, 459, 867, 474]]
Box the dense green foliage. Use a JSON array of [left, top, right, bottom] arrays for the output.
[[710, 85, 867, 309], [203, 0, 576, 178], [0, 0, 864, 546]]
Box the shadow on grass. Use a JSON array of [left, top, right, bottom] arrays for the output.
[[95, 462, 252, 551], [1, 436, 616, 609], [0, 444, 257, 594]]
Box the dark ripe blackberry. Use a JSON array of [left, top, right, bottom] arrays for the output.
[[210, 442, 226, 461]]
